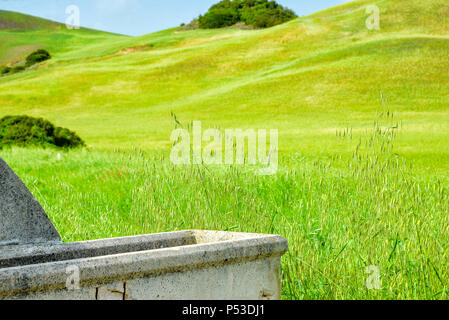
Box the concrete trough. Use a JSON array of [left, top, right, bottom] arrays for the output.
[[0, 230, 287, 300], [0, 157, 288, 300]]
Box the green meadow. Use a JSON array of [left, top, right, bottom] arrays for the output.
[[0, 0, 448, 299]]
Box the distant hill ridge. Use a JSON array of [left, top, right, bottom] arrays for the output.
[[0, 10, 125, 66], [0, 10, 64, 31]]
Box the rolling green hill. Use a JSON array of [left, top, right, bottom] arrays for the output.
[[0, 10, 127, 66], [0, 9, 63, 30], [0, 0, 448, 172]]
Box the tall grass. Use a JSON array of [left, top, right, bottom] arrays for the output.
[[1, 114, 448, 300]]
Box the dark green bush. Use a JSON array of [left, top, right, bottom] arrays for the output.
[[1, 49, 51, 76], [240, 1, 297, 28], [198, 0, 297, 29], [53, 127, 85, 148], [25, 49, 51, 67], [0, 115, 85, 149], [1, 67, 11, 75], [10, 66, 26, 74], [199, 7, 240, 29]]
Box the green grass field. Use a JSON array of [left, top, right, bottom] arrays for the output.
[[1, 0, 449, 299]]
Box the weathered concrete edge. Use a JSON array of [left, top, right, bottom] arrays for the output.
[[0, 230, 196, 268], [0, 231, 288, 297]]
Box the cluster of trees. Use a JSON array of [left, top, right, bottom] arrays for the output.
[[1, 49, 51, 76], [0, 115, 85, 149], [198, 0, 297, 29]]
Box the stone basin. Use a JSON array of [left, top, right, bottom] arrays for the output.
[[0, 157, 288, 300], [0, 230, 287, 300]]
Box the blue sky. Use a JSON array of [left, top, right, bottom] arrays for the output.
[[0, 0, 350, 36]]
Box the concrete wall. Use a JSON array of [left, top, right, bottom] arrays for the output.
[[12, 256, 281, 300]]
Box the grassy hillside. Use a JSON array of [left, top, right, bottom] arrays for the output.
[[0, 10, 128, 66], [0, 9, 63, 30], [1, 0, 449, 300], [1, 0, 448, 172]]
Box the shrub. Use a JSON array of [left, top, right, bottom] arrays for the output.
[[1, 49, 51, 76], [25, 49, 51, 67], [198, 0, 297, 29], [10, 66, 26, 74], [1, 67, 11, 75], [53, 127, 85, 148], [199, 7, 240, 28], [0, 115, 85, 149], [240, 2, 297, 28]]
